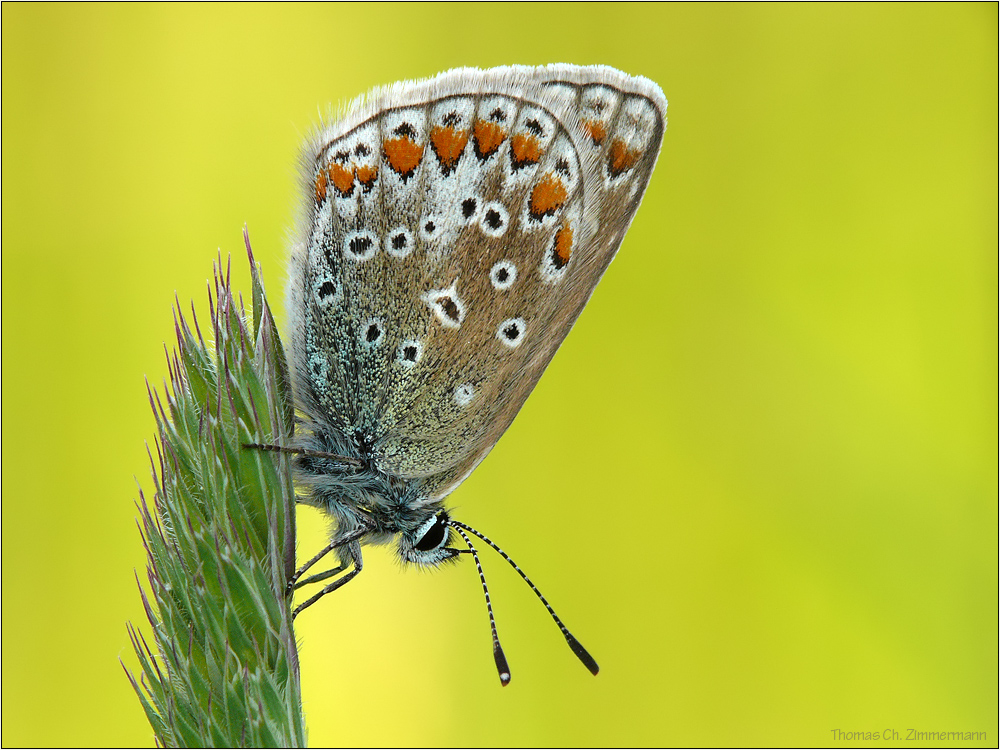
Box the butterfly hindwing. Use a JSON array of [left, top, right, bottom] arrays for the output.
[[286, 65, 666, 498]]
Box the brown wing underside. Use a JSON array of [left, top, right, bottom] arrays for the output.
[[286, 67, 666, 499]]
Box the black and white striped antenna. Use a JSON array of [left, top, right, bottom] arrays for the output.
[[448, 519, 599, 686]]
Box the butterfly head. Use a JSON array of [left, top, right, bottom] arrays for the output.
[[397, 510, 461, 567]]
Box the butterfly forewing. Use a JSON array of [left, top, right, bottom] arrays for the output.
[[286, 65, 666, 499]]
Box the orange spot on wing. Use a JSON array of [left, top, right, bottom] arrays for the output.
[[553, 221, 573, 268], [314, 169, 328, 203], [384, 137, 424, 178], [510, 133, 541, 168], [430, 126, 469, 169], [608, 139, 641, 177], [328, 163, 355, 196], [355, 164, 378, 189], [529, 173, 568, 219], [583, 120, 606, 146], [473, 120, 506, 158]]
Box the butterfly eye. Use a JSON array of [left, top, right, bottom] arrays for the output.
[[414, 514, 449, 552]]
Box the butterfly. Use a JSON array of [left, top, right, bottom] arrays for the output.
[[254, 64, 666, 685]]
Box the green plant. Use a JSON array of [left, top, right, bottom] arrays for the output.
[[125, 232, 305, 747]]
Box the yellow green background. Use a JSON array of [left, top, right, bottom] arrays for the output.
[[3, 4, 996, 747]]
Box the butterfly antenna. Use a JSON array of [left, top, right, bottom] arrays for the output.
[[448, 520, 599, 676], [451, 524, 511, 686]]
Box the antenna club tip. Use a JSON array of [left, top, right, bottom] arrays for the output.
[[567, 634, 600, 676], [494, 643, 511, 686]]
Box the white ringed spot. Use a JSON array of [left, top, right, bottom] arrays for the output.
[[361, 317, 385, 347], [497, 317, 526, 348], [479, 201, 509, 238], [489, 260, 517, 290], [343, 230, 377, 262], [419, 215, 444, 243], [313, 276, 342, 307], [398, 339, 423, 367], [385, 227, 414, 258], [422, 282, 465, 329]]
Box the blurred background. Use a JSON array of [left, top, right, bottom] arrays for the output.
[[2, 4, 996, 747]]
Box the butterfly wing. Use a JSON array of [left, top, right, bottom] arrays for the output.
[[286, 65, 666, 500]]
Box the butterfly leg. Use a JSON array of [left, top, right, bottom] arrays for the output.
[[286, 524, 368, 593], [291, 540, 363, 619], [287, 540, 339, 592], [293, 563, 348, 588]]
